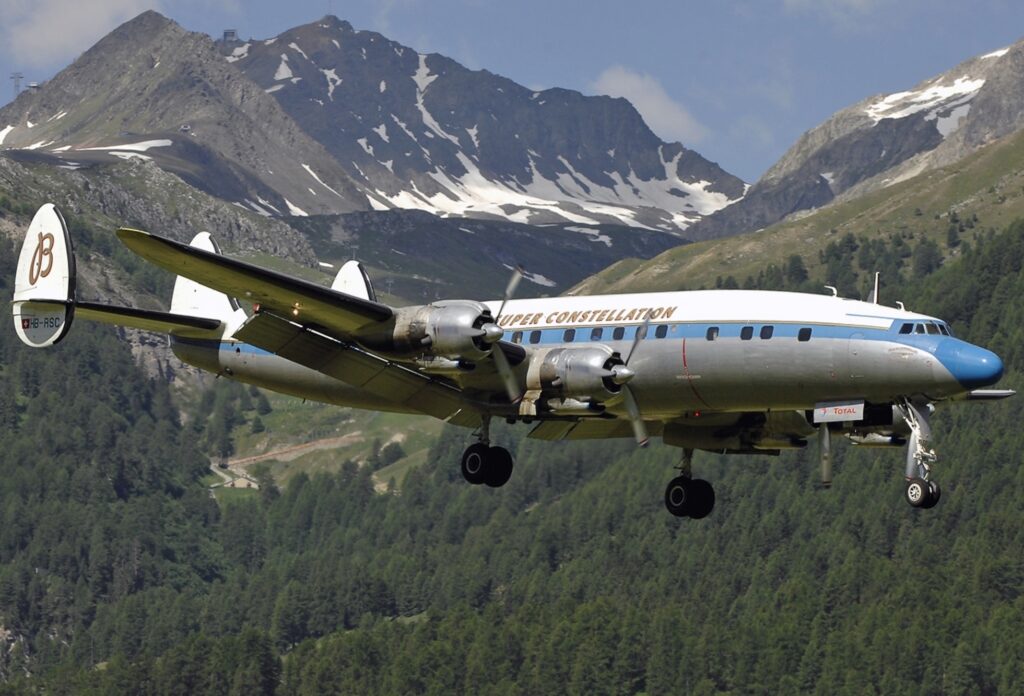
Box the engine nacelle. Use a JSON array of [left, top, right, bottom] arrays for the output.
[[380, 300, 501, 362], [537, 346, 630, 399]]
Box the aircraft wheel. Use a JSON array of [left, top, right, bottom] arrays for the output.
[[484, 446, 514, 488], [904, 478, 929, 508], [664, 476, 692, 517], [461, 443, 490, 485], [921, 480, 942, 509], [687, 479, 716, 520]]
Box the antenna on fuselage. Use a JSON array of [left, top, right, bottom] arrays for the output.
[[824, 285, 838, 297], [869, 272, 880, 304]]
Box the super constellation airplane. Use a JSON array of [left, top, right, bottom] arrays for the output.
[[12, 204, 1012, 518]]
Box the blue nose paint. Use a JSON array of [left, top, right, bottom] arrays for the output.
[[935, 339, 1004, 389]]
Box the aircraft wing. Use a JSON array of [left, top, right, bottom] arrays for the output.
[[116, 228, 392, 340], [233, 309, 481, 426]]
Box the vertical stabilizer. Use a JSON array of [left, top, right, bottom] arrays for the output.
[[12, 204, 76, 347], [331, 260, 377, 301], [170, 232, 247, 336]]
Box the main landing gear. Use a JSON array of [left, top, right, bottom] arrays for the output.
[[897, 399, 941, 509], [664, 448, 715, 519], [460, 417, 514, 488]]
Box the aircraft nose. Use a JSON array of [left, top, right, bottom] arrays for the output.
[[940, 341, 1004, 389]]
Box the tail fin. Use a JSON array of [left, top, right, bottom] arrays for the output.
[[170, 232, 247, 335], [331, 260, 377, 301], [12, 204, 76, 347]]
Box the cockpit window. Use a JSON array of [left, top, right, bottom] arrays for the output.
[[915, 324, 926, 334], [899, 323, 913, 334], [938, 324, 950, 336], [926, 323, 940, 335]]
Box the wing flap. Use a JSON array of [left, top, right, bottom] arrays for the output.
[[116, 228, 392, 340], [233, 311, 474, 423]]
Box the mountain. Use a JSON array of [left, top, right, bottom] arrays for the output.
[[0, 12, 745, 233], [683, 39, 1024, 239]]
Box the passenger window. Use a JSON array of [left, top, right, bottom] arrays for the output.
[[529, 330, 541, 344], [926, 323, 939, 335], [563, 328, 576, 342], [511, 331, 522, 344], [590, 327, 603, 341], [740, 326, 753, 340], [915, 324, 926, 334], [655, 324, 668, 339], [760, 326, 774, 340], [636, 325, 648, 340], [612, 327, 625, 340], [706, 326, 719, 341], [798, 327, 812, 342], [899, 323, 913, 334]]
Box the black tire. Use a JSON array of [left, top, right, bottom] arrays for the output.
[[484, 446, 514, 488], [461, 443, 489, 485], [905, 478, 929, 508], [687, 479, 716, 520], [664, 476, 691, 517], [921, 480, 942, 509]]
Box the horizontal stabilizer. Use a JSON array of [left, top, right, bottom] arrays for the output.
[[76, 302, 224, 337]]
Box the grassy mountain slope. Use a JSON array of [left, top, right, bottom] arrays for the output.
[[575, 126, 1024, 296]]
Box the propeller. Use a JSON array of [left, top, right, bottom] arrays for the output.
[[619, 311, 654, 447], [485, 265, 526, 405]]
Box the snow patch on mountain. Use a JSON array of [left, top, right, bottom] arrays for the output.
[[321, 68, 342, 99], [274, 54, 293, 81], [865, 76, 985, 123], [225, 43, 250, 63], [0, 125, 13, 146]]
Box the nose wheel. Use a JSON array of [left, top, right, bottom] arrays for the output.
[[905, 478, 941, 509]]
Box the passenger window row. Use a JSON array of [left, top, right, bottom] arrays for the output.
[[509, 324, 815, 344]]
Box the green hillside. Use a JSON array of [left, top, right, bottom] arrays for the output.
[[577, 127, 1024, 297], [1, 211, 1023, 693]]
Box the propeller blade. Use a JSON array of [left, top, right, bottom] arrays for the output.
[[491, 344, 522, 405], [621, 385, 649, 447], [624, 311, 653, 365], [495, 265, 524, 323]]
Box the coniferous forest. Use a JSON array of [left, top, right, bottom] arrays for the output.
[[0, 220, 1023, 695]]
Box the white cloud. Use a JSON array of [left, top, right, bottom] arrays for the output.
[[2, 0, 160, 69], [591, 65, 708, 145], [1, 0, 240, 71], [783, 0, 885, 26]]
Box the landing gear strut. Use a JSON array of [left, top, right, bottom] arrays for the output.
[[897, 400, 941, 509], [664, 448, 715, 519], [460, 417, 514, 488]]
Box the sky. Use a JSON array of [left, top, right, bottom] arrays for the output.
[[1, 0, 1023, 182]]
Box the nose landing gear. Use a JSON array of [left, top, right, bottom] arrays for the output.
[[898, 400, 941, 509]]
